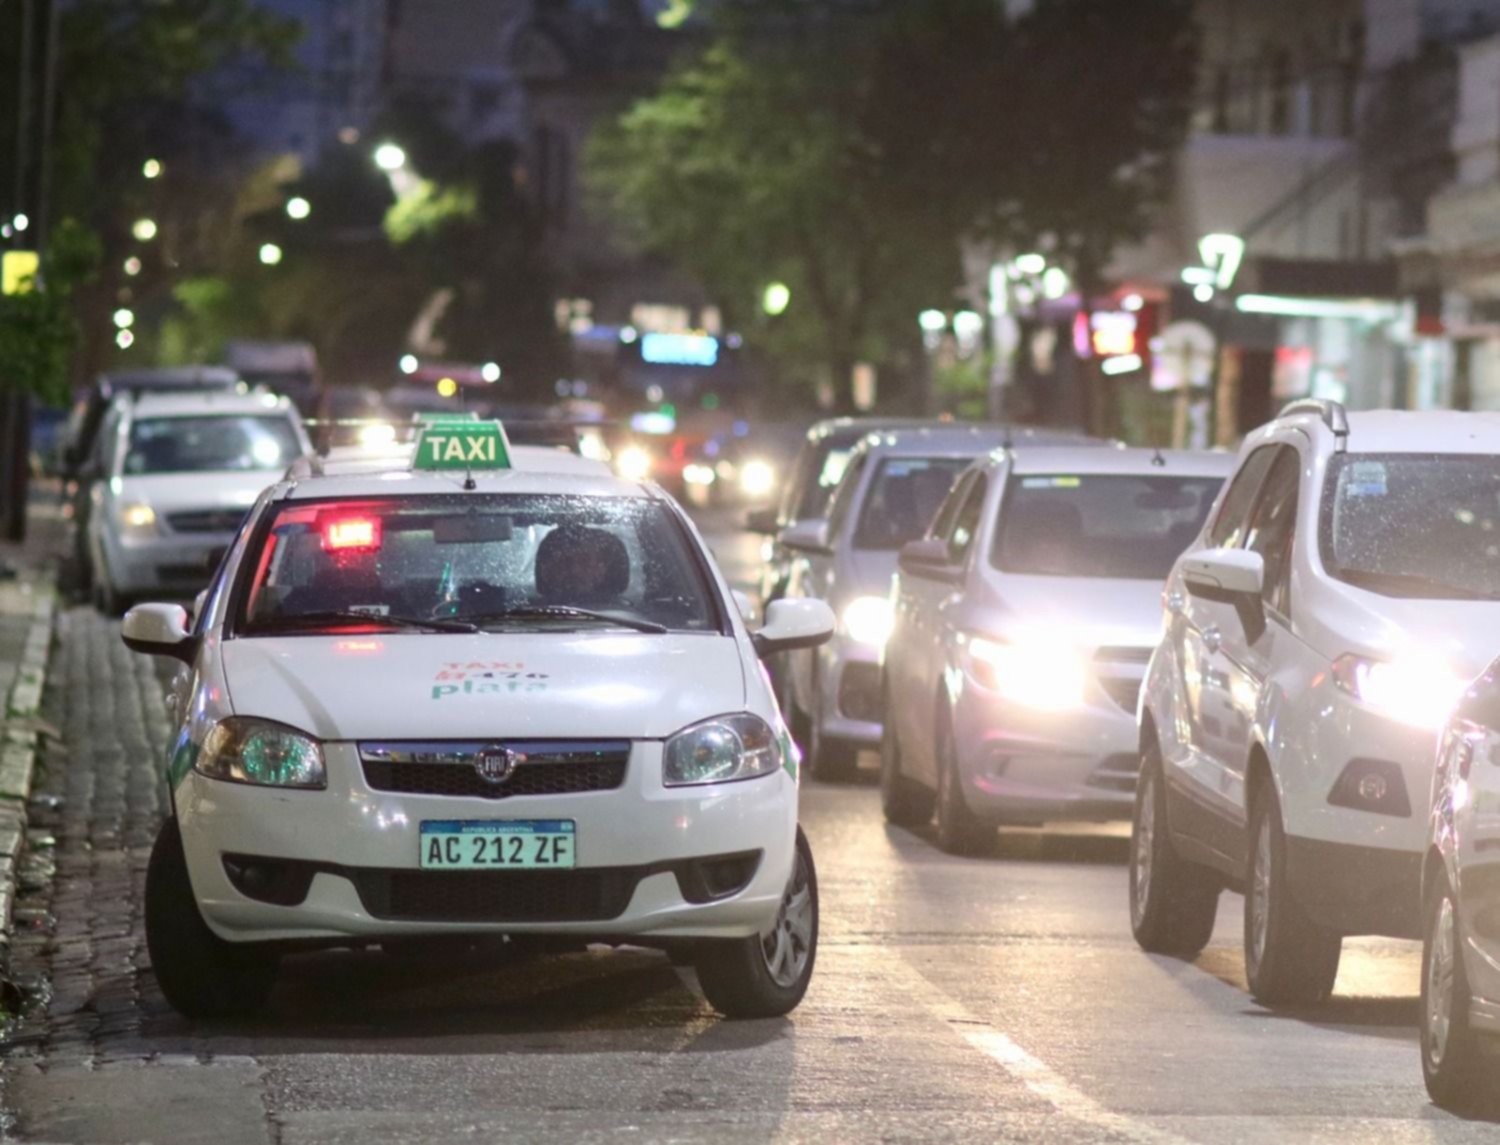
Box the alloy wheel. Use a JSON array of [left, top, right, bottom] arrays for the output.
[[761, 846, 814, 988], [1131, 771, 1156, 930], [1426, 894, 1457, 1071], [1249, 814, 1272, 969]]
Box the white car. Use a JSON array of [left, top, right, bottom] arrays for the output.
[[1130, 401, 1500, 1005], [881, 447, 1231, 853], [121, 418, 834, 1021], [87, 390, 312, 611]]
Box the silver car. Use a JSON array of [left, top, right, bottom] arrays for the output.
[[779, 424, 1097, 780], [881, 447, 1232, 853]]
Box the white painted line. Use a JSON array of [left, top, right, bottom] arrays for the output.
[[871, 946, 1194, 1145]]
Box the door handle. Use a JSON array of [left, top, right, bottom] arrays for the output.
[[1202, 626, 1222, 654]]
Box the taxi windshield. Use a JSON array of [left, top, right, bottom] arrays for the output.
[[1321, 453, 1500, 599], [992, 474, 1223, 579], [125, 415, 301, 475], [237, 494, 720, 634]]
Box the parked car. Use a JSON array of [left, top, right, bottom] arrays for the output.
[[1130, 401, 1500, 1006], [1420, 660, 1500, 1111], [779, 424, 1099, 780], [881, 447, 1232, 853], [86, 391, 312, 612]]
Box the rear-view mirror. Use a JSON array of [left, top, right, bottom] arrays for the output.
[[752, 598, 835, 659], [779, 519, 831, 555], [121, 603, 199, 664], [898, 537, 960, 581], [1181, 548, 1266, 640]]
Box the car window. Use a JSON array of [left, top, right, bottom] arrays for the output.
[[928, 473, 973, 544], [791, 436, 859, 523], [852, 456, 971, 551], [124, 415, 302, 475], [1207, 445, 1279, 549], [947, 476, 988, 565], [991, 473, 1224, 579], [824, 452, 869, 541], [238, 494, 718, 634], [1242, 447, 1300, 615]]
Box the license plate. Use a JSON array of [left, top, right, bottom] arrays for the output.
[[419, 820, 576, 870]]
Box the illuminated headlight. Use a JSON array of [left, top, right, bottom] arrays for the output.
[[1332, 653, 1469, 730], [664, 713, 782, 787], [118, 501, 157, 538], [967, 635, 1088, 710], [683, 463, 717, 486], [615, 445, 652, 481], [842, 595, 893, 647], [196, 717, 326, 789], [357, 421, 397, 447], [740, 459, 775, 497]]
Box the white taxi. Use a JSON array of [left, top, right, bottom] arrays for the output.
[[121, 418, 834, 1021]]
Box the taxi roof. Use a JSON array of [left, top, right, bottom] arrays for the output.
[[1004, 445, 1236, 478]]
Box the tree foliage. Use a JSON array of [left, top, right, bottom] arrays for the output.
[[587, 0, 1197, 407]]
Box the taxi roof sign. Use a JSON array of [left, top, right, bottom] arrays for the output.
[[413, 419, 512, 471]]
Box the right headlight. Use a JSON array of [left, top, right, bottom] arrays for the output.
[[117, 501, 158, 539], [196, 717, 326, 789], [966, 634, 1088, 711], [1332, 653, 1469, 730], [841, 595, 894, 647], [664, 713, 782, 787]]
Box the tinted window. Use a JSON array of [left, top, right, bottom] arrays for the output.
[[239, 495, 717, 633], [1321, 453, 1500, 600], [991, 474, 1224, 579], [125, 415, 301, 475], [1207, 446, 1278, 548], [853, 457, 971, 551], [1243, 448, 1300, 614]]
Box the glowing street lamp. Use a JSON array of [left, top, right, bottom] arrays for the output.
[[762, 282, 791, 316], [112, 308, 135, 329], [398, 353, 419, 375], [918, 309, 948, 334], [123, 257, 142, 277], [481, 362, 501, 383], [286, 196, 311, 220], [142, 159, 162, 179], [259, 243, 283, 266], [374, 143, 407, 172], [132, 218, 158, 242]]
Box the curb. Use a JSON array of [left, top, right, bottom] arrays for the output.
[[0, 576, 56, 955]]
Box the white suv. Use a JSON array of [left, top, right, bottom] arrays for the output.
[[1129, 401, 1500, 1005]]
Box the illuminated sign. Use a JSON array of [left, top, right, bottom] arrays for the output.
[[641, 332, 719, 367], [1089, 311, 1138, 357], [2, 250, 38, 295], [413, 420, 512, 470]]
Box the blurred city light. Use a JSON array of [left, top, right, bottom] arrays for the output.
[[1042, 267, 1071, 299], [1193, 284, 1215, 303], [112, 308, 135, 329], [952, 310, 984, 339], [763, 281, 791, 316], [12, 214, 28, 233], [1101, 353, 1143, 376], [620, 325, 639, 344], [399, 354, 419, 375], [142, 159, 162, 180], [481, 362, 501, 383], [1014, 252, 1047, 275], [132, 218, 158, 242], [374, 143, 407, 171], [286, 197, 311, 220], [436, 377, 458, 398], [259, 243, 283, 266], [918, 309, 947, 333], [115, 330, 135, 349], [123, 257, 142, 277], [1122, 293, 1144, 311]]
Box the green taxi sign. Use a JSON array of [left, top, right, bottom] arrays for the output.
[[413, 419, 512, 471]]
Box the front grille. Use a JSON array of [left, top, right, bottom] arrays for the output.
[[352, 867, 646, 922], [359, 740, 629, 800], [1098, 677, 1143, 714], [166, 508, 248, 534]]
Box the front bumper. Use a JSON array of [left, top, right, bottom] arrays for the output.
[[952, 679, 1140, 825], [103, 530, 233, 595], [176, 742, 797, 945]]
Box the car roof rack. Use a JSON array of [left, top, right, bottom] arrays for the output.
[[1279, 399, 1349, 452]]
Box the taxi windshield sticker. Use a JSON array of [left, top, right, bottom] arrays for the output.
[[1022, 476, 1082, 489], [414, 420, 512, 471], [1345, 461, 1387, 498]]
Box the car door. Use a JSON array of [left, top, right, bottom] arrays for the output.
[[1169, 444, 1279, 859]]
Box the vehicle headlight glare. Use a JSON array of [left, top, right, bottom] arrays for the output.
[[615, 445, 651, 481], [1333, 653, 1469, 730], [197, 717, 326, 789], [357, 422, 397, 447], [968, 635, 1088, 711], [119, 502, 157, 536], [740, 459, 775, 497], [842, 595, 893, 647], [683, 462, 716, 486], [664, 713, 781, 787]]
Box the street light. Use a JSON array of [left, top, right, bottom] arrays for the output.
[[762, 281, 791, 316], [12, 214, 28, 233], [115, 330, 135, 349], [374, 143, 406, 172], [286, 197, 311, 220], [112, 307, 134, 329], [918, 309, 948, 334], [259, 243, 283, 266], [1014, 252, 1047, 276], [132, 218, 158, 242], [123, 257, 142, 277], [142, 159, 162, 180], [398, 353, 419, 375], [481, 362, 501, 383]]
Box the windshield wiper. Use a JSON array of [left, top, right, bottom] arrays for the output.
[[1334, 567, 1499, 601], [249, 610, 480, 634], [467, 605, 668, 635]]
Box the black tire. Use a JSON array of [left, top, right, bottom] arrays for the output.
[[1421, 875, 1489, 1112], [696, 827, 818, 1019], [145, 818, 278, 1020], [1128, 741, 1220, 958], [934, 714, 991, 856], [880, 693, 935, 827], [1244, 785, 1342, 1006]]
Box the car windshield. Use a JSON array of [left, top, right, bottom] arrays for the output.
[[1321, 454, 1500, 599], [125, 415, 301, 475], [238, 494, 719, 634], [992, 473, 1224, 578], [853, 456, 971, 550]]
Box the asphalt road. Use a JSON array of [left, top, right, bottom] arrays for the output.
[[3, 509, 1497, 1143]]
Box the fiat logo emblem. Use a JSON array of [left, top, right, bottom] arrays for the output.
[[474, 745, 517, 785]]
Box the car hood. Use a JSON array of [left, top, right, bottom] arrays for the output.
[[219, 632, 748, 741], [977, 574, 1165, 650], [115, 471, 279, 514]]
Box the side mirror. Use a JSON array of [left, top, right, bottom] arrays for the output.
[[731, 589, 758, 624], [899, 537, 960, 581], [1181, 548, 1266, 640], [752, 598, 835, 659], [746, 506, 779, 535], [121, 603, 199, 664], [779, 519, 831, 555]]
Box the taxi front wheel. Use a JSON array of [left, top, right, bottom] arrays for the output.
[[695, 828, 818, 1019], [145, 818, 279, 1020], [1421, 878, 1490, 1113]]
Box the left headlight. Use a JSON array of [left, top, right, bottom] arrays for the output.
[[842, 595, 894, 647], [740, 459, 775, 497], [197, 717, 327, 789], [118, 501, 157, 538], [967, 634, 1088, 711], [664, 713, 782, 787]]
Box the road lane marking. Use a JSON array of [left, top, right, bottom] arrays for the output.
[[868, 946, 1195, 1145]]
